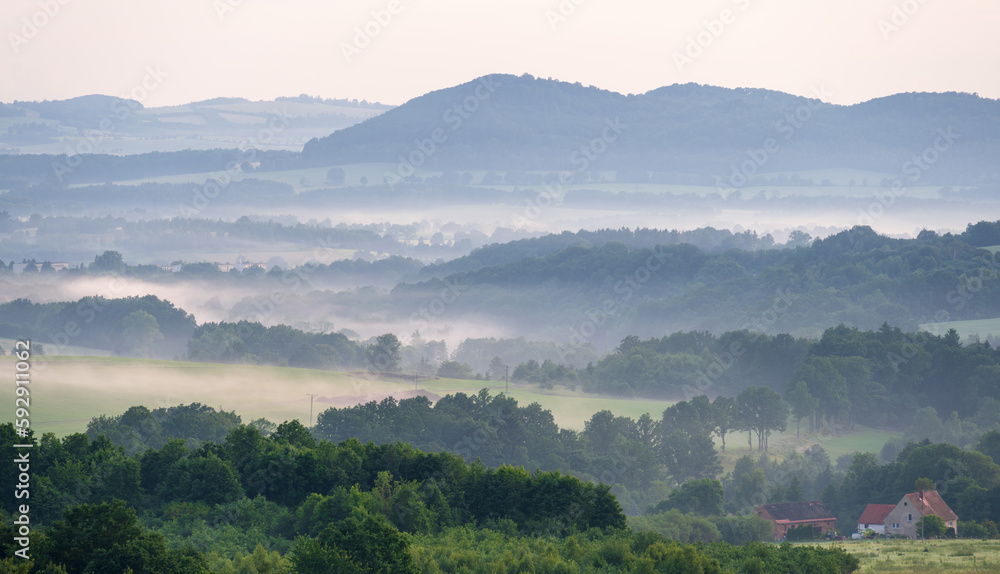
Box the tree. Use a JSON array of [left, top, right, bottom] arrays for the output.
[[649, 478, 724, 517], [785, 380, 818, 440], [38, 499, 209, 573], [488, 355, 506, 381], [711, 396, 737, 452], [121, 310, 164, 357], [326, 167, 346, 185], [90, 250, 125, 273], [318, 506, 417, 573], [437, 361, 474, 379], [367, 333, 401, 372], [916, 514, 947, 538], [661, 430, 722, 483], [271, 420, 316, 448], [914, 477, 936, 491], [737, 387, 790, 451], [976, 430, 1000, 465]]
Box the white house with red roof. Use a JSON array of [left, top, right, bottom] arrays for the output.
[[857, 503, 896, 535], [884, 490, 958, 538]]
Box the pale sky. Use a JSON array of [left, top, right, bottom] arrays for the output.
[[2, 0, 998, 107]]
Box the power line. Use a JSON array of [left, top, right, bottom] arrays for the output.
[[307, 393, 317, 427]]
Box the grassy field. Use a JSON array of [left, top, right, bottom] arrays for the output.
[[920, 318, 1000, 342], [70, 162, 952, 200], [0, 337, 112, 357], [811, 539, 1000, 573], [0, 356, 673, 436], [0, 355, 901, 465]]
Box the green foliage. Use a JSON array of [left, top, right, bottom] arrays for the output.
[[120, 309, 164, 357], [89, 403, 241, 454], [916, 514, 948, 538], [315, 507, 416, 574], [648, 478, 724, 517], [704, 541, 859, 574], [0, 294, 195, 357], [37, 499, 210, 574], [436, 360, 474, 379], [367, 333, 402, 372], [785, 524, 816, 541], [187, 321, 363, 369], [629, 509, 721, 543]]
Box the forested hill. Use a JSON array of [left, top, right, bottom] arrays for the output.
[[417, 227, 776, 280], [302, 73, 1000, 179], [394, 224, 1000, 344]]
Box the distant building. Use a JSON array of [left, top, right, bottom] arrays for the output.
[[884, 490, 958, 538], [857, 503, 896, 535], [11, 261, 68, 274], [755, 501, 837, 540]]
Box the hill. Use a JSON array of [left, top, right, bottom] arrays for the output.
[[0, 94, 393, 156], [302, 74, 1000, 181]]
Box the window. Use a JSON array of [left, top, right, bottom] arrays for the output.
[[904, 502, 908, 506], [907, 514, 912, 522]]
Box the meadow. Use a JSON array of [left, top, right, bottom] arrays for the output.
[[0, 356, 671, 436], [0, 355, 900, 467], [813, 539, 1000, 573]]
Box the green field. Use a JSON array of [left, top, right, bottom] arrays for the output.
[[812, 539, 1000, 573], [0, 355, 900, 465], [66, 162, 954, 200], [0, 337, 112, 357], [0, 356, 671, 436], [920, 318, 1000, 342]]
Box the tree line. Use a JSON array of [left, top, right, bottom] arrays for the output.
[[0, 421, 859, 573]]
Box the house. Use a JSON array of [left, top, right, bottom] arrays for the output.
[[755, 501, 837, 540], [884, 490, 958, 539], [857, 503, 896, 535]]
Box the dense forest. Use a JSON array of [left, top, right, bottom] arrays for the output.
[[0, 419, 861, 573], [394, 224, 1000, 345]]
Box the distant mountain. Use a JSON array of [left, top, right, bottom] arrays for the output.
[[302, 74, 1000, 182], [0, 95, 394, 156]]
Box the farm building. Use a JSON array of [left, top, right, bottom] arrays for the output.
[[755, 501, 837, 540], [884, 490, 958, 539], [857, 503, 896, 535]]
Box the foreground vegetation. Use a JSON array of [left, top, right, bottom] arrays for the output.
[[819, 539, 1000, 573], [0, 421, 861, 573]]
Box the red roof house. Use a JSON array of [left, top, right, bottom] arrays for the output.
[[755, 501, 837, 540], [857, 503, 896, 535], [884, 490, 959, 539]]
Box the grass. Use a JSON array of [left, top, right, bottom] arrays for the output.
[[0, 356, 672, 437], [0, 354, 902, 466], [808, 539, 1000, 573], [82, 162, 398, 192], [65, 161, 951, 199], [0, 337, 112, 357], [919, 318, 1000, 342]]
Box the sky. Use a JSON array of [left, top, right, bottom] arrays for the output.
[[2, 0, 999, 107]]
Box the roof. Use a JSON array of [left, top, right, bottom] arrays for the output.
[[759, 501, 835, 522], [906, 490, 958, 521], [858, 504, 896, 525]]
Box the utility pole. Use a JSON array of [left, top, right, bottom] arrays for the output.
[[307, 393, 317, 427]]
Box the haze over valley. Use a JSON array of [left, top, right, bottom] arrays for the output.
[[3, 1, 1000, 571]]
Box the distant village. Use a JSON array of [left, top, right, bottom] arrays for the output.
[[757, 489, 958, 541], [3, 259, 269, 274]]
